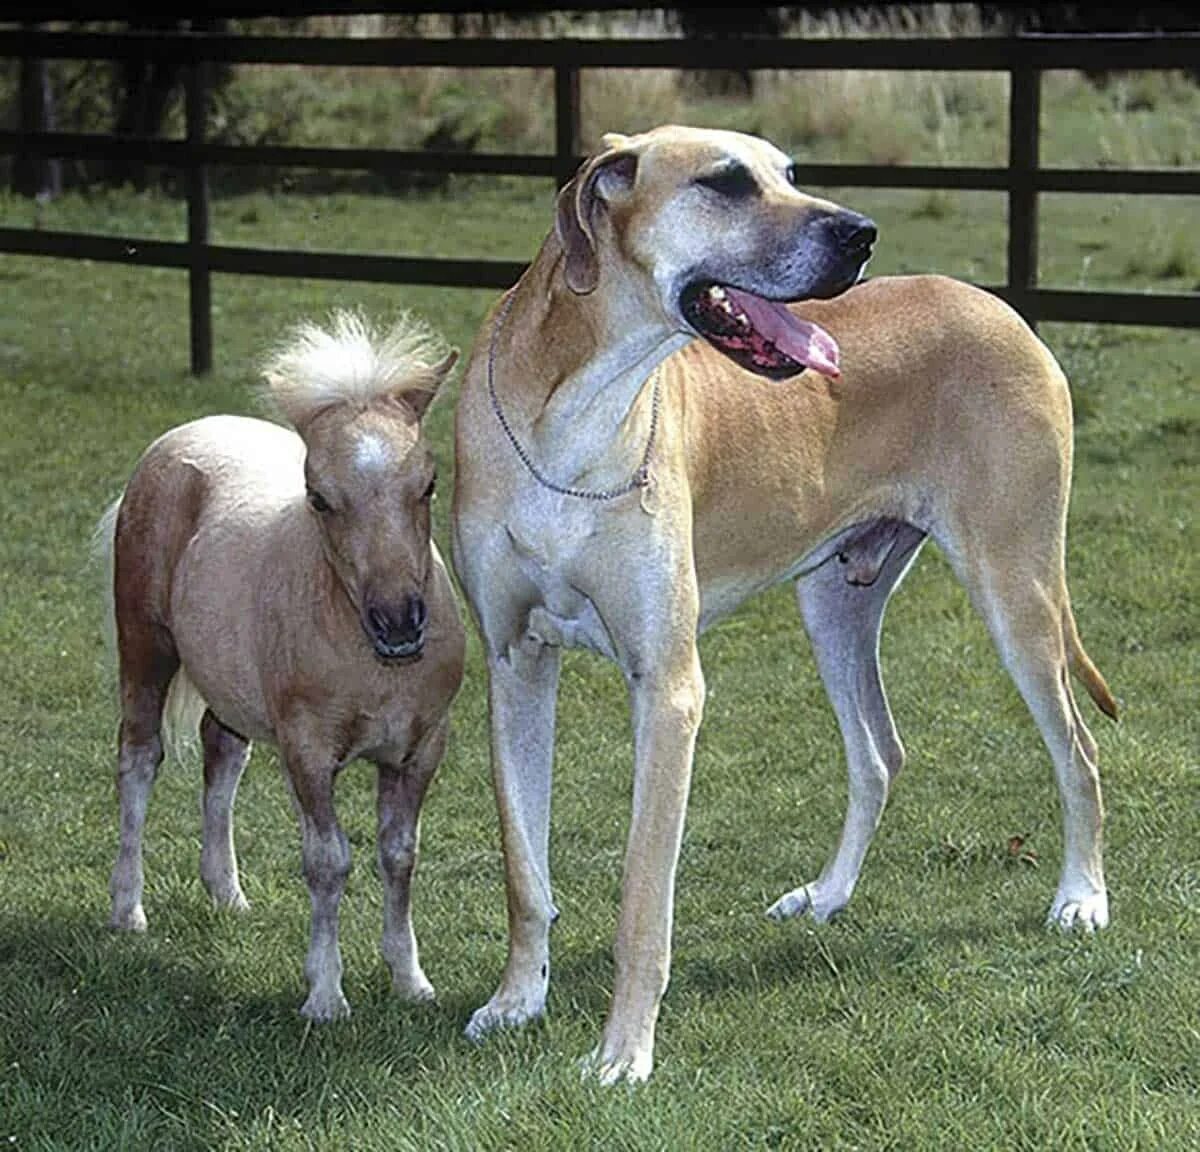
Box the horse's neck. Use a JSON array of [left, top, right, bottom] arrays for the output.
[[260, 501, 355, 660]]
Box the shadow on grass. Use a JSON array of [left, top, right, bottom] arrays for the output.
[[539, 898, 1038, 1025], [672, 907, 1042, 1001], [0, 909, 483, 1147]]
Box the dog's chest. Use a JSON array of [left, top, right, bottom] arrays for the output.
[[502, 495, 618, 659]]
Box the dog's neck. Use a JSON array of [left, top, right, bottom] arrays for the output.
[[491, 234, 690, 488]]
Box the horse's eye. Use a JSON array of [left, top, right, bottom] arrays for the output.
[[422, 475, 437, 502], [307, 488, 331, 514]]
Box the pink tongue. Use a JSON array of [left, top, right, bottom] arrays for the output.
[[726, 287, 841, 378]]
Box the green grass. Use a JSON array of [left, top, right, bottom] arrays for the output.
[[1, 161, 1199, 1150]]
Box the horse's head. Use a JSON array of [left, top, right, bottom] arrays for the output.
[[264, 312, 457, 662]]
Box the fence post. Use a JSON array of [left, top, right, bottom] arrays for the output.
[[554, 63, 581, 189], [1007, 55, 1040, 329], [185, 53, 212, 375], [12, 24, 61, 201]]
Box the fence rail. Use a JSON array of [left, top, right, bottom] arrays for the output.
[[1, 26, 1198, 373]]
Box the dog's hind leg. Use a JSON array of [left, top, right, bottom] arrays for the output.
[[199, 710, 251, 912], [769, 521, 926, 924], [955, 553, 1108, 931], [110, 620, 178, 932]]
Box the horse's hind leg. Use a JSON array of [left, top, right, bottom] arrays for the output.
[[962, 558, 1107, 930], [200, 710, 251, 912], [110, 619, 178, 931], [769, 521, 926, 923]]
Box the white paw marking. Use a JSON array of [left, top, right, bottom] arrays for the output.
[[580, 1045, 653, 1086], [464, 989, 546, 1041], [767, 882, 845, 924], [767, 885, 813, 922], [1048, 889, 1109, 933]]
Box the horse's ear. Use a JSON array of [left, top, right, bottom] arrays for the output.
[[554, 144, 639, 295], [260, 369, 322, 431], [401, 348, 458, 418]]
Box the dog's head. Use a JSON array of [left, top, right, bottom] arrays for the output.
[[555, 125, 875, 380]]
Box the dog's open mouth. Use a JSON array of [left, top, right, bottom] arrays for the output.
[[680, 283, 840, 380]]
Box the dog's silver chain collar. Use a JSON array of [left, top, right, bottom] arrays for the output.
[[486, 289, 660, 502]]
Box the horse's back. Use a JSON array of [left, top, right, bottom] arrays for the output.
[[118, 413, 300, 589], [116, 415, 307, 742], [138, 414, 304, 501]]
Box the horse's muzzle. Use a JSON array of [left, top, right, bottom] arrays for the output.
[[364, 594, 427, 662]]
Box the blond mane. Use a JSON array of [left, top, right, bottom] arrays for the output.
[[261, 309, 450, 428]]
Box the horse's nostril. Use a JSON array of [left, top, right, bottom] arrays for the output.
[[406, 595, 428, 635], [368, 605, 392, 637], [365, 596, 425, 654]]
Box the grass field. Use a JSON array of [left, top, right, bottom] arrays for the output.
[[1, 59, 1199, 1152]]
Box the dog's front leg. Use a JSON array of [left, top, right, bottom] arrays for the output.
[[465, 632, 562, 1040], [588, 628, 705, 1085]]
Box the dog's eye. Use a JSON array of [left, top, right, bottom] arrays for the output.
[[307, 488, 331, 514], [422, 475, 436, 502], [696, 163, 758, 198], [785, 162, 798, 186]]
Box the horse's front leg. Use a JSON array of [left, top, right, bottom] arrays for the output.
[[279, 737, 351, 1022], [374, 718, 448, 1003], [587, 569, 705, 1085]]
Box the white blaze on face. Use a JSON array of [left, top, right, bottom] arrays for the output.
[[354, 432, 394, 475]]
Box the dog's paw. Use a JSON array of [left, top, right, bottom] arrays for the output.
[[580, 1042, 653, 1086], [1048, 888, 1109, 933], [464, 987, 546, 1041], [767, 882, 845, 924], [766, 885, 813, 922], [300, 987, 352, 1022]]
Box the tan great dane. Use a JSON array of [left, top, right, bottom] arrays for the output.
[[451, 125, 1116, 1083]]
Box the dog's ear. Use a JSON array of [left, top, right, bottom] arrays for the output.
[[554, 145, 639, 295]]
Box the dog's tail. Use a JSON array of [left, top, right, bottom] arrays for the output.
[[92, 494, 207, 763], [1064, 606, 1118, 720]]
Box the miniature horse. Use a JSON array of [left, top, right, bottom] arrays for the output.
[[99, 312, 465, 1020]]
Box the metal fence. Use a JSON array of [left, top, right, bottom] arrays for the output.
[[1, 26, 1198, 373]]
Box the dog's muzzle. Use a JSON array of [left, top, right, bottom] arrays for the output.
[[680, 210, 876, 381]]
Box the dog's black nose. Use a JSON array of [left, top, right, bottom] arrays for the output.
[[831, 211, 877, 252]]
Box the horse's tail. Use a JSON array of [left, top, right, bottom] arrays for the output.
[[91, 496, 123, 664], [91, 494, 207, 763], [161, 666, 207, 764]]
